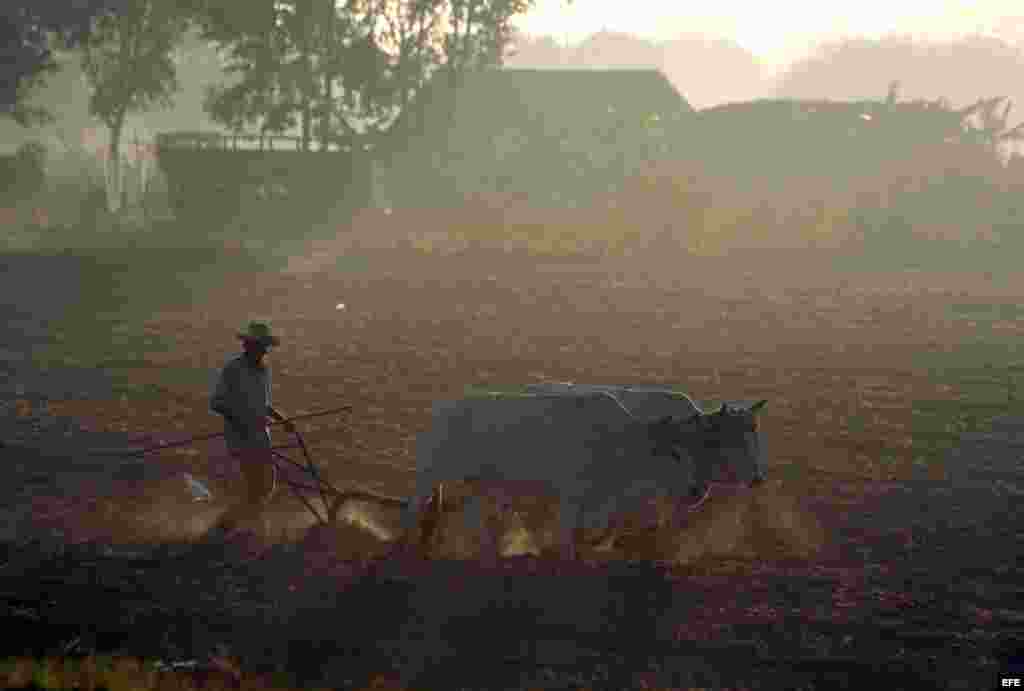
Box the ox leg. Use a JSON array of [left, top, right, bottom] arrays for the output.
[[592, 509, 622, 553], [377, 491, 430, 576], [465, 492, 502, 568], [391, 496, 423, 562], [579, 493, 621, 557], [401, 466, 434, 537], [463, 493, 485, 538], [418, 485, 445, 556], [556, 496, 582, 563], [399, 494, 425, 541], [395, 499, 414, 551], [398, 470, 440, 557], [753, 448, 768, 485], [691, 459, 711, 499]]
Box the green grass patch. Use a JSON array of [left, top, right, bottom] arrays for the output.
[[107, 381, 172, 400], [846, 412, 870, 436], [91, 358, 164, 370], [907, 364, 1024, 467], [831, 235, 1024, 274], [334, 253, 373, 273], [948, 303, 1024, 320], [774, 460, 808, 484], [463, 383, 536, 398], [24, 246, 272, 374], [902, 325, 1024, 469], [100, 367, 213, 401], [912, 340, 1024, 374], [7, 245, 280, 404], [35, 340, 173, 378]]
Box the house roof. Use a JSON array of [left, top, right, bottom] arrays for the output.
[[690, 97, 972, 183], [395, 67, 693, 150], [450, 67, 693, 118], [379, 68, 694, 205]]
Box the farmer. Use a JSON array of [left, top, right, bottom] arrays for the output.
[[205, 321, 295, 543]]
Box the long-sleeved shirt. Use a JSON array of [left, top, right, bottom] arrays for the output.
[[210, 355, 273, 453]]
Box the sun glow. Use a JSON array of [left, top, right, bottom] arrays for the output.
[[513, 1, 1015, 71]]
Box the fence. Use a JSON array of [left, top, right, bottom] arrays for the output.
[[155, 132, 358, 153], [154, 131, 372, 226]]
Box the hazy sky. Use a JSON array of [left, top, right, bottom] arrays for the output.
[[513, 1, 1016, 72]]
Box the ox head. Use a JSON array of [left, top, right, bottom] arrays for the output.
[[649, 399, 767, 496]]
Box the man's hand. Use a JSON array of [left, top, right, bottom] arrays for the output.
[[267, 413, 296, 433]]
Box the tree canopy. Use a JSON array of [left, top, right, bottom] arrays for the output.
[[3, 0, 556, 139], [192, 0, 538, 150], [81, 1, 189, 131], [774, 33, 1024, 110], [78, 0, 191, 211], [1, 0, 127, 125]]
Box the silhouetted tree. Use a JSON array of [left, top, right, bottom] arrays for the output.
[[880, 80, 1024, 162], [960, 96, 1024, 161], [194, 0, 541, 152], [1, 0, 126, 125], [443, 0, 535, 73], [775, 33, 1024, 111], [78, 0, 191, 211]]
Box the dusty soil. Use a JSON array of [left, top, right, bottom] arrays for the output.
[[1, 246, 1022, 690]]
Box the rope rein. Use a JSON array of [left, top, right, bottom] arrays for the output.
[[592, 388, 709, 421], [594, 390, 637, 419]]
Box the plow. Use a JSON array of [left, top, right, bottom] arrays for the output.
[[91, 405, 410, 529]]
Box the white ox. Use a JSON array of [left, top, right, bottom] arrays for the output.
[[397, 385, 768, 562]]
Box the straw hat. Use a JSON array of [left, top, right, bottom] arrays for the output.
[[237, 321, 280, 347]]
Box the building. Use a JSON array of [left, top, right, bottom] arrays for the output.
[[375, 68, 695, 209]]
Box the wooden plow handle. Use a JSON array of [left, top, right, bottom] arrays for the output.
[[87, 406, 354, 457]]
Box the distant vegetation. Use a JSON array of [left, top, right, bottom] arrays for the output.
[[4, 12, 1024, 271], [775, 33, 1024, 114], [2, 0, 543, 239]]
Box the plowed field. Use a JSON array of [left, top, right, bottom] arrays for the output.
[[2, 245, 1022, 690]]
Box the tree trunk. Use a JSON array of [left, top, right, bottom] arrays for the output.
[[302, 95, 312, 152], [320, 0, 334, 152], [107, 115, 126, 214], [299, 0, 313, 153]]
